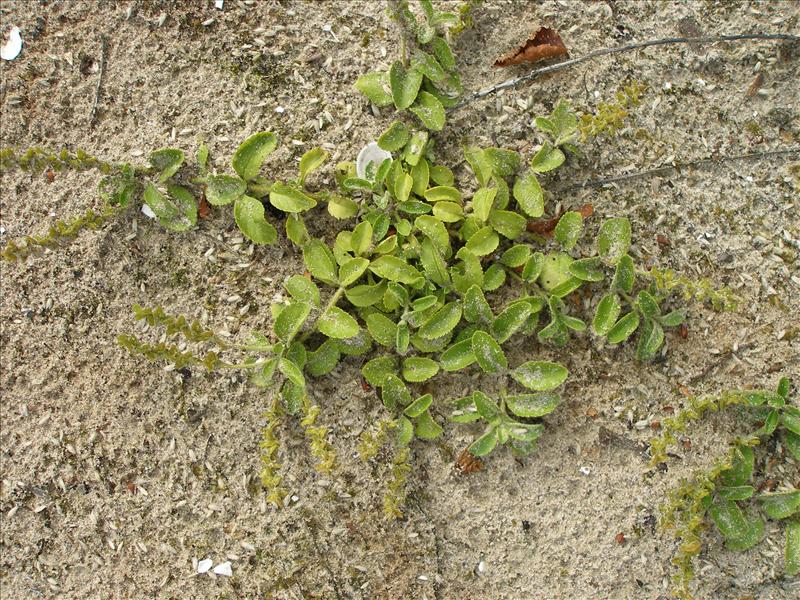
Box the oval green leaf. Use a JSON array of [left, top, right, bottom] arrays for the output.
[[232, 132, 278, 181], [511, 361, 568, 391]]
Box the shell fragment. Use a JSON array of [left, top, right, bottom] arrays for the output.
[[1, 27, 22, 61]]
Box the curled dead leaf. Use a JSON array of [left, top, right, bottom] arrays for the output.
[[494, 27, 569, 68], [456, 447, 484, 474], [527, 203, 593, 236]]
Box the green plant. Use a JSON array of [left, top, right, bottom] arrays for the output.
[[354, 0, 468, 130], [113, 93, 699, 517], [578, 81, 647, 140], [1, 2, 737, 523], [653, 378, 800, 599], [1, 134, 333, 259]]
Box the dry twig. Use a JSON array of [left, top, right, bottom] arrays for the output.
[[554, 147, 800, 192], [452, 33, 800, 110]]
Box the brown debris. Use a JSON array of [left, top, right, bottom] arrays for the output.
[[746, 72, 765, 98], [198, 193, 211, 219], [527, 203, 593, 236], [494, 27, 569, 68], [456, 447, 484, 474]]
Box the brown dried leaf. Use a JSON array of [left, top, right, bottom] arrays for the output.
[[494, 27, 569, 68], [746, 72, 765, 98], [456, 447, 484, 474], [527, 203, 593, 236]]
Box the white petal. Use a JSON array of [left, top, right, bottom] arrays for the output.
[[197, 558, 213, 574], [1, 27, 22, 61], [212, 561, 233, 577], [356, 142, 392, 179]]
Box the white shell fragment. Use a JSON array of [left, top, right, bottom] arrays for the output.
[[196, 558, 213, 574], [141, 204, 156, 219], [1, 27, 22, 61], [212, 561, 233, 577], [356, 142, 392, 179]]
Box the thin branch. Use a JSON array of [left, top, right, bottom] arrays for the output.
[[451, 33, 800, 110], [89, 35, 108, 129], [554, 147, 800, 192]]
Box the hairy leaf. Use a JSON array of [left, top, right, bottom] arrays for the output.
[[318, 306, 360, 339], [299, 147, 329, 185], [440, 339, 475, 371], [362, 356, 397, 387], [378, 121, 411, 152], [511, 361, 568, 391], [410, 91, 446, 131], [491, 301, 533, 343], [404, 394, 433, 418], [206, 174, 246, 206], [424, 185, 461, 203], [598, 217, 632, 265], [389, 61, 423, 110], [554, 211, 583, 250], [303, 240, 338, 284], [419, 302, 462, 339], [472, 187, 496, 222], [760, 491, 800, 520], [488, 209, 527, 240], [232, 132, 277, 181], [274, 301, 311, 342], [366, 313, 397, 347], [149, 148, 185, 182], [636, 318, 664, 361], [485, 147, 521, 178], [787, 520, 800, 576], [472, 331, 507, 373], [369, 256, 423, 285], [402, 356, 440, 382], [305, 339, 340, 377], [469, 427, 498, 456], [285, 275, 320, 307], [382, 374, 412, 409], [466, 225, 499, 256], [270, 182, 317, 213], [513, 171, 544, 217], [414, 410, 443, 440], [506, 392, 561, 418], [354, 71, 393, 106], [593, 293, 621, 336], [530, 141, 565, 173], [606, 312, 640, 344]]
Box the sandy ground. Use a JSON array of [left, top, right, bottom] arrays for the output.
[[1, 1, 799, 599]]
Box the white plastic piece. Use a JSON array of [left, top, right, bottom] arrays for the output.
[[356, 142, 392, 179], [215, 0, 224, 8], [1, 27, 22, 61], [141, 204, 156, 219], [213, 561, 233, 577], [197, 558, 213, 574]]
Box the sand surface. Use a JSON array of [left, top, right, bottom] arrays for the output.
[[1, 1, 799, 599]]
